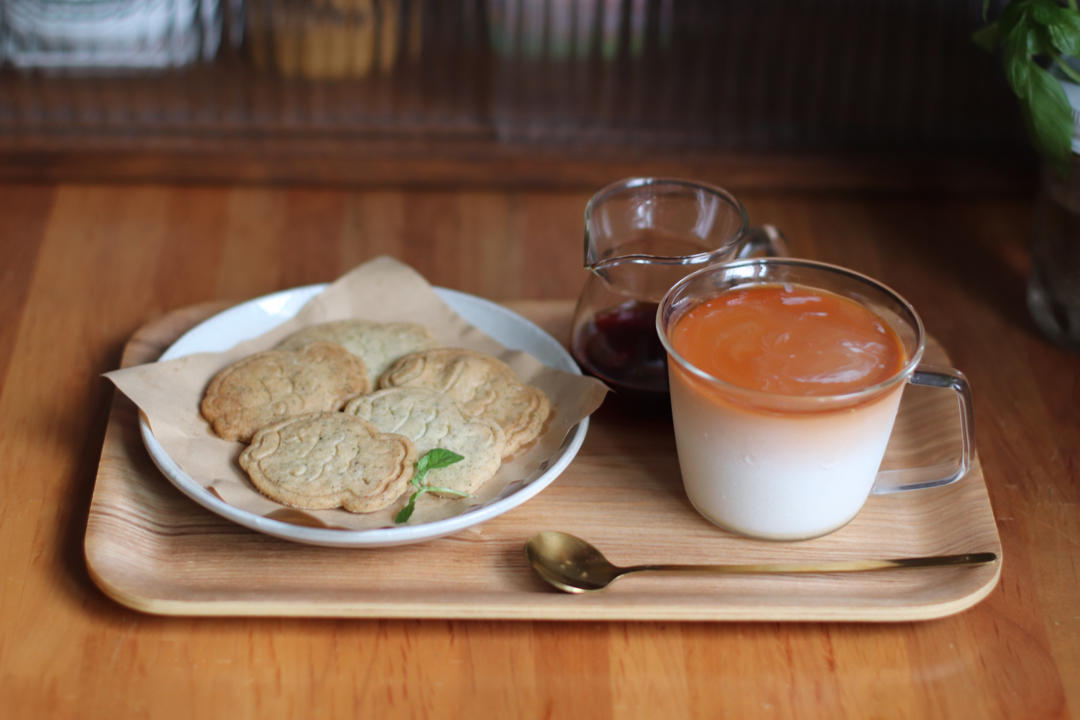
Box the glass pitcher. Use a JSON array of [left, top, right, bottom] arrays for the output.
[[570, 177, 787, 399]]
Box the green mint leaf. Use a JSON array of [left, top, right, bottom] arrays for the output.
[[395, 489, 423, 523], [422, 448, 465, 470], [394, 449, 468, 524]]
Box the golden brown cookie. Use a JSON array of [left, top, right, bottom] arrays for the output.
[[239, 411, 417, 513], [345, 387, 505, 496], [378, 348, 550, 456], [276, 320, 438, 385], [200, 342, 371, 442]]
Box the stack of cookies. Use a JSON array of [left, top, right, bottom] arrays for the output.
[[200, 320, 551, 519]]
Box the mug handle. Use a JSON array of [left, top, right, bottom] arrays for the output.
[[871, 364, 975, 494], [735, 224, 789, 258]]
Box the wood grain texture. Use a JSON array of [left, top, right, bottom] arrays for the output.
[[0, 139, 1037, 195], [85, 301, 1000, 621], [0, 182, 1076, 719]]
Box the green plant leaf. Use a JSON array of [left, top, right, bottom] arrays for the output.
[[1018, 0, 1080, 56], [422, 448, 465, 470], [1031, 0, 1059, 25], [411, 448, 463, 486], [1005, 54, 1034, 100], [1002, 17, 1038, 97], [395, 491, 421, 523], [394, 448, 468, 524], [1048, 14, 1080, 56], [998, 0, 1033, 35], [414, 451, 432, 476], [1025, 63, 1074, 171], [974, 0, 1077, 171]]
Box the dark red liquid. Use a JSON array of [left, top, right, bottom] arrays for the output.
[[572, 300, 669, 397]]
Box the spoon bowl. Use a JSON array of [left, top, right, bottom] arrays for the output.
[[525, 531, 998, 594], [525, 530, 624, 593]]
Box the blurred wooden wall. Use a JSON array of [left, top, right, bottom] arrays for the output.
[[0, 0, 1026, 187]]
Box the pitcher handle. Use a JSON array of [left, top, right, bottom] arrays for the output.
[[735, 224, 788, 258], [871, 364, 976, 494]]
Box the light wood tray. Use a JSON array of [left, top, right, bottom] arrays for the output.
[[85, 301, 1002, 621]]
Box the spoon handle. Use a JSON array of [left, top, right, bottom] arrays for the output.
[[624, 552, 997, 577]]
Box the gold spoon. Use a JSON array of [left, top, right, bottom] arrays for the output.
[[525, 531, 998, 594]]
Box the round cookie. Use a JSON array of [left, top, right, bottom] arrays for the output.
[[345, 387, 506, 496], [239, 411, 417, 513], [378, 348, 550, 456], [201, 341, 371, 442], [276, 320, 438, 385]]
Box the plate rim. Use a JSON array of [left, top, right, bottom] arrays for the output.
[[138, 284, 589, 548]]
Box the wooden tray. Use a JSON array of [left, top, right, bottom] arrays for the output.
[[85, 301, 1002, 621]]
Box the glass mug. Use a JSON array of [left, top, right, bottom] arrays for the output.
[[570, 178, 787, 400], [657, 258, 975, 541]]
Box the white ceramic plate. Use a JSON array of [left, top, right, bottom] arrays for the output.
[[139, 284, 589, 548]]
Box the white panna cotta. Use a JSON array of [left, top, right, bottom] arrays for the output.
[[665, 282, 909, 540], [669, 366, 904, 540]]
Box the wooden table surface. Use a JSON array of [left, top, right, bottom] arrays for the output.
[[1, 180, 1077, 719]]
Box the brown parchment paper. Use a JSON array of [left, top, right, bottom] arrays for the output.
[[106, 256, 609, 530]]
